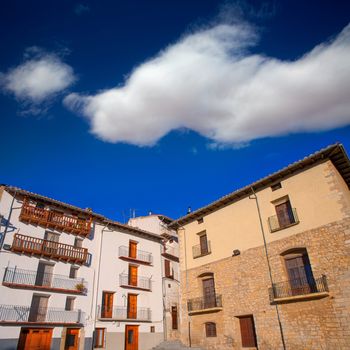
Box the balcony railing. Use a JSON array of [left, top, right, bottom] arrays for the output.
[[192, 241, 211, 259], [187, 294, 222, 312], [162, 245, 179, 261], [269, 275, 328, 301], [19, 200, 92, 237], [0, 304, 84, 324], [98, 306, 151, 321], [119, 273, 152, 291], [3, 267, 87, 294], [118, 246, 153, 265], [268, 208, 299, 232], [12, 234, 88, 264]]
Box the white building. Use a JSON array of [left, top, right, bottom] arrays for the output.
[[128, 214, 180, 341], [0, 186, 165, 350]]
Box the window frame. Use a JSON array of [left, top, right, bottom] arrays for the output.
[[94, 328, 106, 348], [205, 322, 217, 337]]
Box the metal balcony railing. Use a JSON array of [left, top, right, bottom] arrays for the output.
[[119, 273, 152, 291], [98, 306, 151, 321], [192, 241, 211, 258], [19, 200, 92, 237], [12, 234, 88, 264], [187, 294, 222, 312], [268, 208, 299, 232], [3, 267, 87, 294], [0, 304, 84, 324], [269, 275, 328, 300], [118, 246, 153, 264]]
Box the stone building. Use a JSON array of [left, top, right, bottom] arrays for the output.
[[169, 143, 350, 350]]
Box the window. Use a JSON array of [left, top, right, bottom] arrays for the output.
[[28, 295, 49, 322], [129, 265, 138, 286], [199, 233, 209, 255], [101, 291, 114, 318], [164, 259, 173, 278], [202, 277, 216, 309], [283, 248, 316, 295], [239, 315, 257, 347], [69, 266, 79, 279], [171, 306, 178, 330], [129, 241, 138, 259], [94, 328, 106, 348], [197, 218, 204, 224], [275, 200, 295, 228], [65, 297, 75, 311], [271, 182, 282, 191], [44, 231, 59, 242], [35, 262, 54, 287], [127, 294, 137, 319], [74, 237, 83, 248], [205, 322, 216, 337], [150, 326, 155, 333]]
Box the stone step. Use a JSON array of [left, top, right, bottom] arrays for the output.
[[152, 340, 203, 350]]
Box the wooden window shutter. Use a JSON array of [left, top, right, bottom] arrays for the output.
[[171, 306, 178, 330], [165, 259, 171, 278], [200, 234, 208, 255], [205, 322, 217, 337]]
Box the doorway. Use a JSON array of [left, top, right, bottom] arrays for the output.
[[125, 325, 139, 350], [17, 328, 53, 350]]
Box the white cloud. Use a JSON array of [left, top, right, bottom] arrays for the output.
[[1, 51, 76, 106], [64, 22, 350, 146]]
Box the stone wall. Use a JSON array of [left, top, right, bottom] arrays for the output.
[[179, 218, 350, 350]]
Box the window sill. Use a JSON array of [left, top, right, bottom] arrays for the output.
[[270, 221, 299, 233], [271, 291, 329, 304], [193, 251, 211, 259]]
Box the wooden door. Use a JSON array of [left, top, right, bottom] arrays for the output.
[[129, 241, 137, 259], [285, 256, 312, 295], [164, 259, 171, 278], [28, 295, 49, 322], [275, 201, 293, 228], [127, 294, 137, 319], [18, 328, 53, 350], [35, 262, 53, 287], [64, 328, 80, 350], [101, 292, 114, 318], [202, 278, 216, 308], [129, 266, 138, 286], [171, 306, 178, 330], [125, 325, 139, 350], [199, 234, 208, 255], [239, 316, 257, 348]]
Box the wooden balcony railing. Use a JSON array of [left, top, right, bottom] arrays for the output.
[[118, 246, 153, 265], [269, 275, 329, 302], [98, 305, 151, 321], [3, 267, 87, 294], [119, 273, 152, 291], [19, 200, 92, 237], [0, 304, 84, 324], [11, 234, 88, 264]]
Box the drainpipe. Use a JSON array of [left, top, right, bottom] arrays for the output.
[[249, 187, 286, 350], [160, 240, 167, 342], [0, 189, 17, 251]]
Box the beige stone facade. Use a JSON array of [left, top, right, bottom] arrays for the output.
[[173, 145, 350, 350]]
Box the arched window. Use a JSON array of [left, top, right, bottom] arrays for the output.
[[281, 248, 316, 295], [205, 322, 217, 337]]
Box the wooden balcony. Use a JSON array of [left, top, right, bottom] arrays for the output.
[[11, 234, 88, 265], [0, 304, 84, 325], [19, 200, 92, 237], [3, 267, 88, 294]]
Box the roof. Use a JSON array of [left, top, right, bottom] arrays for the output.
[[128, 214, 173, 224], [169, 143, 350, 229], [2, 185, 163, 242]]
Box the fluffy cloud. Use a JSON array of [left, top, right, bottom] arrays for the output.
[[1, 50, 76, 106], [64, 22, 350, 146]]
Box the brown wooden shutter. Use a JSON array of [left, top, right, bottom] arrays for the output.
[[129, 241, 137, 259], [205, 323, 217, 337], [127, 294, 137, 319], [239, 316, 257, 347], [275, 201, 293, 227], [202, 278, 216, 308], [129, 265, 138, 286], [171, 306, 178, 330], [102, 291, 114, 318]]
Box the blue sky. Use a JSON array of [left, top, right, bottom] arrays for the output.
[[1, 0, 350, 222]]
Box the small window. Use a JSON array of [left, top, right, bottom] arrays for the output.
[[94, 328, 106, 348], [150, 326, 155, 333], [205, 322, 217, 337], [65, 297, 75, 311], [271, 182, 282, 191], [197, 218, 204, 224], [69, 266, 79, 279], [74, 238, 83, 248]]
